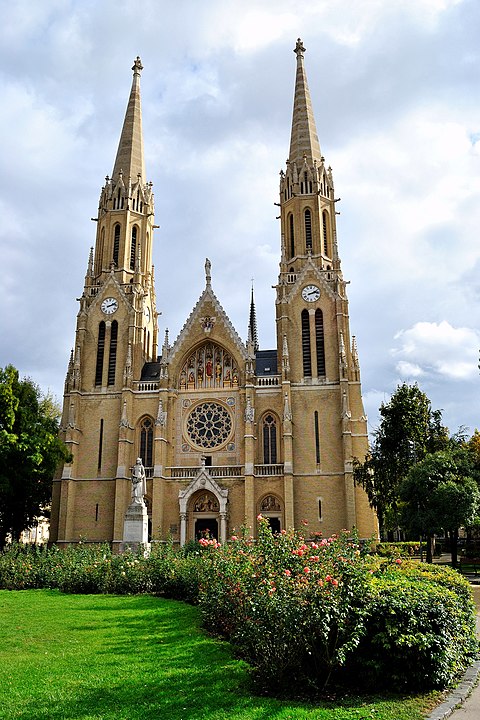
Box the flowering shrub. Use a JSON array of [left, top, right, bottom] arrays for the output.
[[0, 525, 476, 694], [197, 519, 477, 692]]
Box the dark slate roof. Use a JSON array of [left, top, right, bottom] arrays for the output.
[[140, 362, 161, 381], [255, 350, 278, 376]]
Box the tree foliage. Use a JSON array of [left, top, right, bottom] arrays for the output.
[[353, 383, 448, 536], [0, 365, 71, 547], [399, 447, 480, 564]]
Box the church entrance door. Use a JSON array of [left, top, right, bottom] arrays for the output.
[[195, 518, 219, 540]]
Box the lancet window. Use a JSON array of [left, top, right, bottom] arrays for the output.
[[113, 224, 120, 267], [315, 309, 326, 377], [301, 310, 312, 377], [130, 226, 137, 270], [262, 414, 277, 464], [139, 416, 154, 469], [95, 321, 106, 386], [304, 209, 312, 251], [107, 320, 118, 386], [179, 342, 239, 390]]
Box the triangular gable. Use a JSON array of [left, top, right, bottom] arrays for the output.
[[178, 467, 229, 514], [169, 284, 248, 364], [282, 256, 337, 304]]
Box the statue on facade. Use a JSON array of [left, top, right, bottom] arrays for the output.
[[131, 457, 146, 504]]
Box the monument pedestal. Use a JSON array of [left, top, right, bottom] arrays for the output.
[[120, 500, 149, 553]]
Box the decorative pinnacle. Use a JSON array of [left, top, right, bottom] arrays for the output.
[[294, 38, 305, 58], [132, 56, 143, 75]]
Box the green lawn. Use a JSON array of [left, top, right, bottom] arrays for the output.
[[0, 590, 441, 720]]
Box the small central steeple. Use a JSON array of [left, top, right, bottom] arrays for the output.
[[112, 56, 146, 182], [288, 39, 322, 167]]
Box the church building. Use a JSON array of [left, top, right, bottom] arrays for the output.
[[50, 40, 378, 547]]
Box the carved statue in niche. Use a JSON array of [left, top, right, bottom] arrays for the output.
[[194, 493, 219, 512], [179, 341, 238, 390], [261, 495, 281, 512]]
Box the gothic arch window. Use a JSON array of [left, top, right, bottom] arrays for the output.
[[304, 209, 312, 252], [98, 228, 105, 273], [315, 309, 326, 377], [322, 210, 329, 256], [139, 416, 154, 469], [301, 309, 312, 377], [130, 225, 138, 270], [179, 341, 239, 390], [107, 320, 118, 386], [113, 224, 120, 267], [288, 213, 295, 258], [95, 321, 106, 386], [262, 413, 277, 464]]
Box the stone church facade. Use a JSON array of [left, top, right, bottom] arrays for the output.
[[50, 41, 378, 548]]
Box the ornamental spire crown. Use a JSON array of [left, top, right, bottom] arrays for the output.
[[111, 56, 146, 183]]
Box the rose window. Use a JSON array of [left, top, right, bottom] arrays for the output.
[[186, 402, 232, 449]]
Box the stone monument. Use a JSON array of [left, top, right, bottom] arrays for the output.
[[122, 457, 149, 551]]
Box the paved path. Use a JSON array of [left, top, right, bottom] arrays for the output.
[[427, 583, 480, 720]]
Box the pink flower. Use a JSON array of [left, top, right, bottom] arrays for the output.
[[325, 574, 332, 582], [284, 569, 291, 577], [304, 567, 310, 574], [257, 513, 263, 521], [302, 519, 309, 526], [331, 578, 339, 587], [231, 535, 238, 541]]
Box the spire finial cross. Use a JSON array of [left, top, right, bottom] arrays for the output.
[[132, 56, 143, 75], [294, 38, 305, 58]]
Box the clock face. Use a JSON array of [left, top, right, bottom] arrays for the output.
[[302, 285, 320, 302], [101, 297, 118, 315]]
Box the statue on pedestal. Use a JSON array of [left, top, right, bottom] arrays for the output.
[[131, 457, 146, 504]]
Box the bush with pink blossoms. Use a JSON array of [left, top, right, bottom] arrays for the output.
[[198, 518, 477, 693]]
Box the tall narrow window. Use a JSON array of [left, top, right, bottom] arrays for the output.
[[98, 228, 105, 273], [314, 411, 320, 464], [304, 209, 312, 252], [113, 224, 120, 267], [289, 213, 295, 258], [95, 321, 106, 386], [322, 211, 329, 256], [98, 418, 104, 470], [130, 226, 137, 270], [263, 414, 277, 464], [301, 310, 312, 377], [315, 309, 326, 377], [107, 320, 118, 386], [140, 417, 154, 468]]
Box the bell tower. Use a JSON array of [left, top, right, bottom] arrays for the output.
[[66, 57, 157, 398]]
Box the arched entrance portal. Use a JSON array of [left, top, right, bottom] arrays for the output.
[[178, 467, 229, 546]]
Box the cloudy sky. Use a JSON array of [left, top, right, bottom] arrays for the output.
[[0, 0, 479, 437]]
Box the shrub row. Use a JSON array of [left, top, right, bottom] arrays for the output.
[[0, 524, 477, 694]]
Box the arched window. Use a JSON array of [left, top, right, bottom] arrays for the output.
[[98, 228, 105, 273], [262, 414, 277, 464], [315, 309, 326, 377], [288, 213, 295, 258], [113, 224, 120, 267], [140, 417, 154, 469], [130, 226, 137, 270], [322, 211, 329, 256], [95, 321, 106, 386], [107, 320, 118, 386], [301, 309, 312, 377], [304, 209, 312, 252]]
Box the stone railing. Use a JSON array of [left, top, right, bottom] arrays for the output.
[[254, 464, 284, 476], [168, 466, 243, 479], [256, 376, 280, 387]]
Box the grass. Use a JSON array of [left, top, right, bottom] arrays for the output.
[[0, 590, 442, 720]]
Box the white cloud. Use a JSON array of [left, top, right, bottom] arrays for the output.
[[392, 321, 480, 380]]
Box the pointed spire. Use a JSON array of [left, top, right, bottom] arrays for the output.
[[288, 39, 322, 168], [112, 57, 146, 183], [248, 282, 259, 353]]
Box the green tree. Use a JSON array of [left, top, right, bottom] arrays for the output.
[[353, 383, 448, 538], [0, 365, 71, 547], [399, 448, 480, 565]]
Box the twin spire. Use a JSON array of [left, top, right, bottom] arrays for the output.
[[288, 38, 322, 168], [112, 56, 146, 183]]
